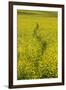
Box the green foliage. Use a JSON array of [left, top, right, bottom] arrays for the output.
[[17, 10, 58, 80]]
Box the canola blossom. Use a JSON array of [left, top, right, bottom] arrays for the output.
[[17, 10, 58, 80]]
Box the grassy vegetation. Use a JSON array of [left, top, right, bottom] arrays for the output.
[[17, 10, 58, 80]]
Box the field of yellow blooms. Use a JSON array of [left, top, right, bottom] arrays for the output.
[[17, 10, 58, 80]]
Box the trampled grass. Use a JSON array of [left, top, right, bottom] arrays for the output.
[[17, 10, 58, 80]]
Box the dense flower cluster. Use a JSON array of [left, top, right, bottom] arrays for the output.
[[17, 10, 58, 80]]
